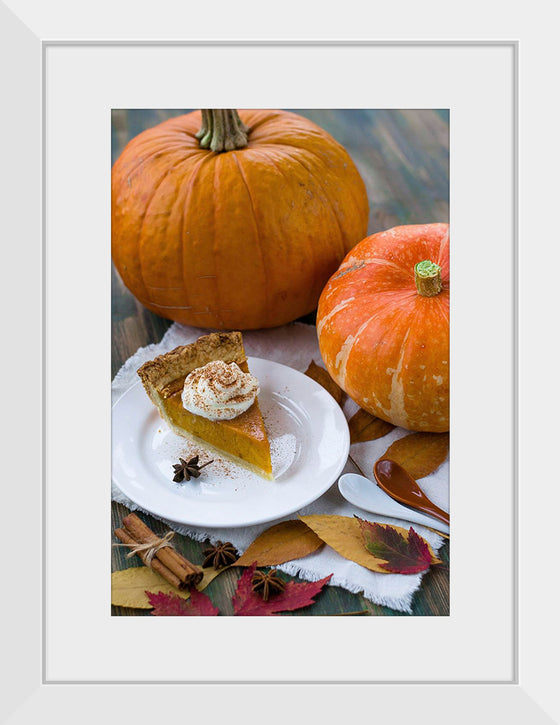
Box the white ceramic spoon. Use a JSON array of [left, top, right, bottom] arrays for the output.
[[338, 473, 450, 536]]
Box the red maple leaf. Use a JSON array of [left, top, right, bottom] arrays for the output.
[[356, 517, 432, 574], [232, 563, 332, 616], [146, 588, 220, 616]]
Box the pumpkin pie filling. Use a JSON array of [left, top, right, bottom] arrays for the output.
[[137, 332, 273, 479]]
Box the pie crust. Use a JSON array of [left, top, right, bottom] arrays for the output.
[[137, 332, 273, 479]]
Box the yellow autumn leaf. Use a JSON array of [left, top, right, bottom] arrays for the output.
[[299, 514, 440, 573], [111, 566, 225, 609]]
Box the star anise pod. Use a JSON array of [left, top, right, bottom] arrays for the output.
[[202, 541, 238, 569], [251, 569, 286, 601], [172, 455, 213, 482]]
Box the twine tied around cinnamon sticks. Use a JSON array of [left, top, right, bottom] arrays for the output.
[[114, 513, 203, 590], [116, 529, 175, 567]]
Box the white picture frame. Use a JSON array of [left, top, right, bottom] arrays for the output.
[[2, 0, 556, 722]]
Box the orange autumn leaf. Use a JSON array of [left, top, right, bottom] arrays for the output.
[[305, 360, 345, 406], [380, 432, 449, 480], [298, 514, 440, 573], [235, 520, 324, 567], [348, 408, 395, 443]]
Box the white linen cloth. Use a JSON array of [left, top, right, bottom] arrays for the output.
[[112, 322, 449, 613]]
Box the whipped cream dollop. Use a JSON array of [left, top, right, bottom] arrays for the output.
[[181, 360, 259, 421]]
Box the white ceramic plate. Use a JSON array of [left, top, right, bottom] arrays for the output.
[[112, 357, 350, 528]]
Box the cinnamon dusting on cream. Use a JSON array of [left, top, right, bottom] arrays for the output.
[[181, 360, 259, 421]]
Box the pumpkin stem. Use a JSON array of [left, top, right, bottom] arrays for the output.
[[414, 260, 443, 297], [196, 109, 250, 153]]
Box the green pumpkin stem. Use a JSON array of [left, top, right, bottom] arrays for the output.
[[414, 260, 443, 297], [197, 109, 249, 153]]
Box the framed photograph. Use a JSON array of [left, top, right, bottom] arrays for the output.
[[109, 105, 451, 620], [3, 0, 555, 722]]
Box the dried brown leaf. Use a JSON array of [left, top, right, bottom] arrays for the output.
[[299, 515, 440, 573], [381, 432, 449, 480], [111, 566, 225, 609], [348, 409, 395, 443], [305, 360, 344, 406], [235, 520, 324, 567]]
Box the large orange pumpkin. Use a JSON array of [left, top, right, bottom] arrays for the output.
[[317, 223, 449, 432], [112, 109, 369, 330]]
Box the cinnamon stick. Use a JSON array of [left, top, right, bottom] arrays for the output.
[[114, 527, 186, 590], [121, 513, 203, 587]]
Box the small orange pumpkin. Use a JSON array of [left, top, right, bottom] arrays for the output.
[[112, 109, 369, 330], [317, 223, 449, 432]]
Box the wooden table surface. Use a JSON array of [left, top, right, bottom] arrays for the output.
[[111, 108, 449, 616]]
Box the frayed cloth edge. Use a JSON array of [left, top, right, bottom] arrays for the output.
[[111, 492, 418, 613]]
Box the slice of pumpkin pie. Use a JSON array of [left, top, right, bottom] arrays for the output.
[[137, 331, 273, 480]]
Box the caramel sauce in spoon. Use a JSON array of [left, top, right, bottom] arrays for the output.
[[373, 459, 450, 525]]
